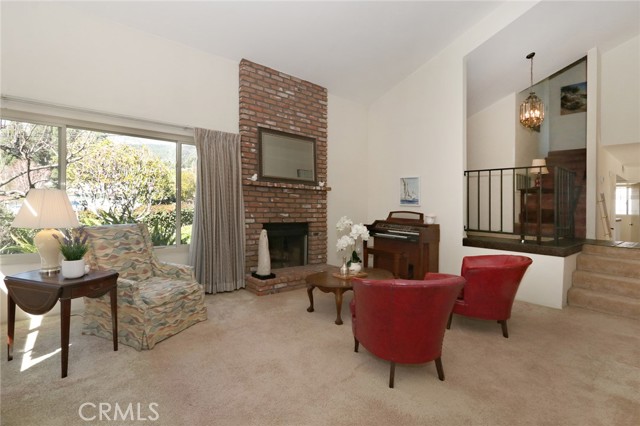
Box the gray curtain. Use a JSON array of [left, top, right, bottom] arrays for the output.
[[190, 128, 245, 293]]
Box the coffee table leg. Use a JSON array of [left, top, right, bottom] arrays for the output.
[[334, 290, 344, 325], [60, 299, 71, 378], [7, 295, 15, 361], [306, 285, 315, 312]]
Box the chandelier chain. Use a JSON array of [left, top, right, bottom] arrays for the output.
[[526, 51, 536, 90]]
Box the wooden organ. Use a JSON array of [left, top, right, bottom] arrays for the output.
[[363, 211, 439, 279]]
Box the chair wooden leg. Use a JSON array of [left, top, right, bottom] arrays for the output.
[[498, 320, 509, 338], [435, 357, 445, 381], [354, 337, 359, 352], [446, 312, 453, 329], [389, 362, 395, 388]]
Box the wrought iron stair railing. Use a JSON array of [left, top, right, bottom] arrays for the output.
[[464, 165, 576, 243]]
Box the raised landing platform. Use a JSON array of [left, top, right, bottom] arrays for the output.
[[246, 264, 328, 296], [463, 235, 585, 257], [464, 235, 639, 257]]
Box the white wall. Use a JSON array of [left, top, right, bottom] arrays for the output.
[[548, 60, 587, 151], [466, 98, 518, 233], [467, 94, 516, 170], [327, 94, 369, 266], [0, 2, 239, 133], [367, 1, 537, 275], [601, 35, 640, 146], [593, 36, 640, 240], [596, 147, 624, 239], [367, 52, 467, 274]]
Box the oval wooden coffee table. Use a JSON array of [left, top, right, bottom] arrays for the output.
[[305, 267, 394, 325]]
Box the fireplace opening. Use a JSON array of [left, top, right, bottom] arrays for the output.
[[262, 222, 308, 268]]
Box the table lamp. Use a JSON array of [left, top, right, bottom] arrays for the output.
[[11, 188, 80, 274], [530, 159, 549, 187]]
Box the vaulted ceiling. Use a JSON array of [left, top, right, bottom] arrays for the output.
[[66, 1, 638, 112]]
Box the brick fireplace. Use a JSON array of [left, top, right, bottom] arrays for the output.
[[239, 59, 329, 295]]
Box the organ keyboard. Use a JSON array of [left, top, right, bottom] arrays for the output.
[[363, 211, 439, 279]]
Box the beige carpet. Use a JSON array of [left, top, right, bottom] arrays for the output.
[[1, 288, 639, 426]]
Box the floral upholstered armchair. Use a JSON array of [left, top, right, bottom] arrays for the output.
[[82, 223, 207, 350]]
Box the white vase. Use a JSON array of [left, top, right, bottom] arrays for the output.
[[349, 262, 362, 274], [61, 259, 86, 279]]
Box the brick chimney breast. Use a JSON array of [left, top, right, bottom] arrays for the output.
[[239, 59, 328, 275]]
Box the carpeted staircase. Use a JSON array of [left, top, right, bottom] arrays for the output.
[[568, 243, 640, 319]]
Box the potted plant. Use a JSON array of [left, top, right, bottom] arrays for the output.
[[336, 216, 370, 275], [54, 228, 89, 278]]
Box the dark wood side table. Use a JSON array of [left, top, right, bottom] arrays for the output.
[[305, 267, 394, 325], [4, 269, 119, 378]]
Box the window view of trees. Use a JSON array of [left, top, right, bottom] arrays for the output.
[[0, 119, 196, 254]]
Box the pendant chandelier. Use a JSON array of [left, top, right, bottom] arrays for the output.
[[519, 52, 544, 130]]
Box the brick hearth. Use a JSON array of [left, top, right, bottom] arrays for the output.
[[245, 264, 329, 296], [239, 59, 329, 295]]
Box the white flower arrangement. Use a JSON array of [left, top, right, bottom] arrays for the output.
[[336, 216, 370, 265]]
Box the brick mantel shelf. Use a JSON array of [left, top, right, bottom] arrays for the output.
[[244, 180, 331, 192]]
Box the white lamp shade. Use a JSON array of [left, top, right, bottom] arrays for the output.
[[11, 188, 80, 229], [530, 159, 549, 175]]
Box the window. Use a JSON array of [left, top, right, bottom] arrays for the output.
[[616, 184, 640, 216], [0, 118, 196, 255]]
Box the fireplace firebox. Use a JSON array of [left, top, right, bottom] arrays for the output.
[[262, 223, 308, 268]]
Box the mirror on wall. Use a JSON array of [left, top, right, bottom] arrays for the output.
[[259, 128, 316, 184]]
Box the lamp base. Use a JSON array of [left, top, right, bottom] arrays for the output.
[[34, 228, 63, 274]]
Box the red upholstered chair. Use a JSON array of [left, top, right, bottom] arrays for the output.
[[350, 273, 465, 388], [447, 255, 533, 338]]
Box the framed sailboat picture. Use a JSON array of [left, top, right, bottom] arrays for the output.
[[400, 177, 420, 206]]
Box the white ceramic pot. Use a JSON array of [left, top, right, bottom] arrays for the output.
[[349, 262, 362, 274], [61, 259, 86, 279]]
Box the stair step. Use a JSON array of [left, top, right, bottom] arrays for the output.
[[576, 253, 640, 279], [572, 270, 640, 299], [568, 287, 640, 320], [582, 243, 640, 261]]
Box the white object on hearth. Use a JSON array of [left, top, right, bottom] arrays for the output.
[[257, 229, 271, 276], [249, 174, 258, 181], [319, 181, 325, 187]]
